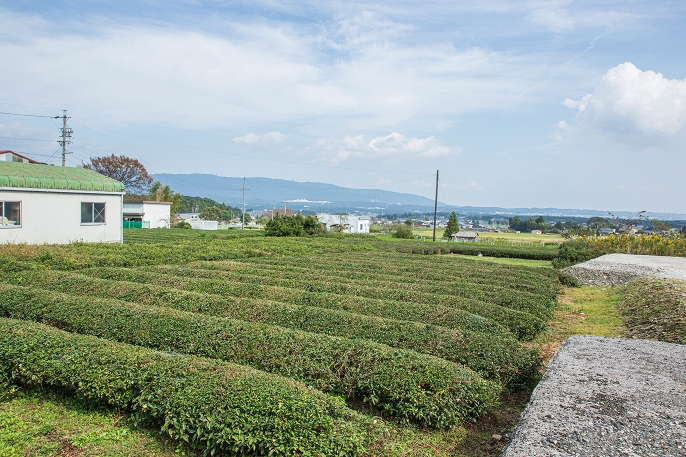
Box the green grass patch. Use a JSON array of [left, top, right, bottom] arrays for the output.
[[536, 286, 623, 363], [0, 388, 180, 457]]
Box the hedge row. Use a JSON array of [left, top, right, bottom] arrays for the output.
[[151, 265, 555, 320], [231, 253, 558, 291], [0, 284, 500, 427], [0, 318, 373, 456], [394, 243, 559, 260], [225, 254, 559, 298], [5, 270, 541, 384], [200, 260, 558, 300], [78, 267, 545, 340]]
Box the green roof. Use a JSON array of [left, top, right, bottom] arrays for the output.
[[0, 161, 125, 192]]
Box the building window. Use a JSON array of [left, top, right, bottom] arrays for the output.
[[0, 201, 21, 227], [81, 202, 105, 224]]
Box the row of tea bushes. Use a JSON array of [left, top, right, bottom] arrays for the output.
[[0, 318, 374, 456], [151, 265, 554, 320], [225, 254, 558, 297], [0, 284, 500, 427], [79, 267, 544, 340], [4, 270, 541, 386]]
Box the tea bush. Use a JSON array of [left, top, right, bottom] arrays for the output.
[[0, 284, 500, 427], [0, 318, 373, 456]]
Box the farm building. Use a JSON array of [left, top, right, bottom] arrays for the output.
[[451, 231, 479, 242], [0, 161, 124, 244], [598, 228, 616, 236], [531, 229, 542, 234], [317, 214, 370, 234], [123, 201, 172, 228], [1, 150, 42, 164]]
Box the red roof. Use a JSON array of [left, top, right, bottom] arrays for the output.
[[0, 150, 41, 164]]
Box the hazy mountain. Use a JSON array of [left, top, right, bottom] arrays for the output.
[[153, 174, 436, 212], [154, 173, 686, 220]]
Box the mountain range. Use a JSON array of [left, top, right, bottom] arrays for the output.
[[153, 173, 686, 221]]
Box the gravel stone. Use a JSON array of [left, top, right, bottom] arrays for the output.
[[563, 254, 686, 286], [501, 337, 686, 457]]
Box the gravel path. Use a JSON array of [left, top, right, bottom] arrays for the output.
[[501, 336, 686, 457], [563, 254, 686, 286]]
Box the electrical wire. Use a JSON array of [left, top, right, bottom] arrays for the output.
[[0, 136, 54, 142], [0, 111, 57, 119]]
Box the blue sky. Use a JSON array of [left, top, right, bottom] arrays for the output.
[[1, 0, 685, 213]]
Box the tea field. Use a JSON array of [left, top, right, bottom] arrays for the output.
[[0, 230, 563, 456]]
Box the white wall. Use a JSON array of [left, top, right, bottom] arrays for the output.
[[317, 214, 370, 234], [123, 201, 171, 229], [189, 219, 218, 230], [141, 202, 171, 229], [0, 188, 122, 244]]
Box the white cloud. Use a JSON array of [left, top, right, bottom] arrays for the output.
[[564, 62, 686, 136], [311, 132, 460, 163], [524, 0, 640, 33], [233, 131, 287, 144], [0, 11, 550, 132], [465, 180, 484, 191]]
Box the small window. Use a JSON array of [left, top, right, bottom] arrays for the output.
[[0, 201, 21, 227], [81, 202, 106, 224]]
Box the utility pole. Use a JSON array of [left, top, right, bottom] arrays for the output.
[[58, 110, 72, 166], [242, 177, 246, 230], [432, 170, 439, 241]]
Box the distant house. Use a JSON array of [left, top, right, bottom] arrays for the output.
[[0, 150, 41, 164], [123, 201, 172, 228], [598, 228, 616, 236], [0, 161, 124, 244], [451, 231, 479, 242], [317, 214, 370, 234], [531, 229, 542, 235]]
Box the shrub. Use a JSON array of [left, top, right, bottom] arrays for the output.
[[558, 271, 580, 287], [391, 225, 414, 239], [0, 284, 500, 427], [553, 239, 606, 268], [5, 270, 541, 385], [172, 221, 192, 229], [264, 214, 324, 237], [0, 318, 373, 456]]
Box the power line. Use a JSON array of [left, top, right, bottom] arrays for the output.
[[0, 111, 57, 119], [0, 136, 54, 142]]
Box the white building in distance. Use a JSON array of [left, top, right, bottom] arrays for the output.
[[317, 214, 370, 234], [0, 161, 124, 244], [123, 201, 172, 228]]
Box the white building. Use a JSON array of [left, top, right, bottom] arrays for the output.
[[317, 214, 370, 234], [0, 161, 124, 244], [123, 201, 172, 228], [188, 219, 218, 230]]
